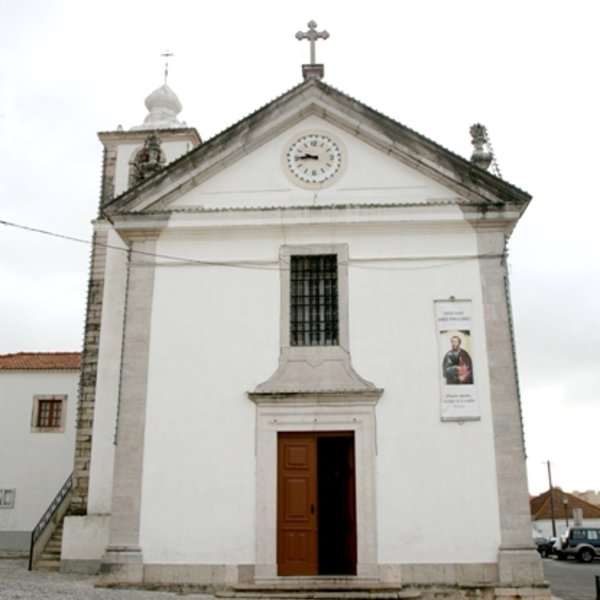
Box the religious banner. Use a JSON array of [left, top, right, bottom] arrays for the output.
[[435, 300, 479, 421]]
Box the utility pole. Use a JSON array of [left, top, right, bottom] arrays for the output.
[[547, 460, 557, 537]]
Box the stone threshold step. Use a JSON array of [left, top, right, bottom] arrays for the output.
[[230, 582, 402, 590], [217, 594, 421, 600], [217, 586, 421, 600]]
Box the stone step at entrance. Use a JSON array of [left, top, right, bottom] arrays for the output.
[[217, 582, 422, 599]]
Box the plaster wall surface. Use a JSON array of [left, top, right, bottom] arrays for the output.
[[170, 116, 458, 211], [139, 260, 274, 563], [62, 515, 109, 567], [0, 370, 77, 549], [136, 208, 501, 565], [532, 517, 600, 539], [352, 251, 501, 564]]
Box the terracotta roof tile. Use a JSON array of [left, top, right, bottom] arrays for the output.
[[0, 352, 81, 371], [530, 488, 600, 520]]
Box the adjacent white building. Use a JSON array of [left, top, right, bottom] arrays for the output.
[[0, 352, 79, 553], [61, 56, 549, 599], [530, 488, 600, 539]]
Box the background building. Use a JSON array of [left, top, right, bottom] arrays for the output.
[[0, 352, 79, 553], [572, 490, 600, 506], [530, 488, 600, 539]]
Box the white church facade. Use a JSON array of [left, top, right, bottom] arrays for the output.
[[61, 42, 549, 599]]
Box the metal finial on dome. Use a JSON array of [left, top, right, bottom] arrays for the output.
[[130, 51, 187, 130], [160, 49, 174, 85]]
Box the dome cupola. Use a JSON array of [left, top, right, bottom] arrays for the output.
[[131, 83, 186, 130]]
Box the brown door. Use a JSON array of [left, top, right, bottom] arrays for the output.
[[277, 433, 318, 575], [278, 432, 356, 576]]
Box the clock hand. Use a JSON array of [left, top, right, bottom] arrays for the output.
[[296, 153, 319, 160]]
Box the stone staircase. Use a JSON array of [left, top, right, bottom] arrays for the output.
[[33, 520, 63, 571], [217, 582, 422, 599]]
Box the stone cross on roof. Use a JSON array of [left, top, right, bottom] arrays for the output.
[[296, 21, 329, 80], [296, 20, 329, 64]]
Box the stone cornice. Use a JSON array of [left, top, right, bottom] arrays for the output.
[[248, 389, 383, 404], [105, 201, 523, 240], [103, 79, 531, 218], [98, 127, 201, 146]]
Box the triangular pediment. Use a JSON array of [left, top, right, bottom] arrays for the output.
[[104, 79, 530, 217]]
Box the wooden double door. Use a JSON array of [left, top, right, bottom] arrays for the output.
[[277, 432, 357, 576]]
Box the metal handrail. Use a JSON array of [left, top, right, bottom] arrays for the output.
[[28, 472, 73, 570]]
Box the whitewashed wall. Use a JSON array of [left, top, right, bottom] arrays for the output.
[[131, 118, 501, 566], [0, 370, 78, 551], [136, 221, 500, 566], [532, 518, 600, 540], [69, 115, 513, 573]]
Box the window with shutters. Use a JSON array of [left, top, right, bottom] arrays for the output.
[[31, 395, 67, 432]]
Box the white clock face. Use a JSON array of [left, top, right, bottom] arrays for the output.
[[285, 132, 344, 187]]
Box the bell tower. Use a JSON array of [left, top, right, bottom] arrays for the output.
[[70, 80, 201, 515], [97, 82, 201, 207]]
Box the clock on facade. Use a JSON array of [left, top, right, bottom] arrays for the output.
[[284, 131, 345, 187]]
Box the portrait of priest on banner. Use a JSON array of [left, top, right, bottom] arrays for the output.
[[441, 331, 474, 385]]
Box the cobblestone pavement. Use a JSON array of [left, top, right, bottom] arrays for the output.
[[0, 559, 215, 600], [1, 558, 564, 600]]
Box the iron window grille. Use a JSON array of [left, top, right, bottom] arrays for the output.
[[290, 254, 339, 346]]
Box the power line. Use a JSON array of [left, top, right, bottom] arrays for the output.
[[0, 219, 93, 247], [0, 218, 276, 271], [0, 218, 503, 272]]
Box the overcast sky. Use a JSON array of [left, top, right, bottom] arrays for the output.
[[1, 0, 598, 497]]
